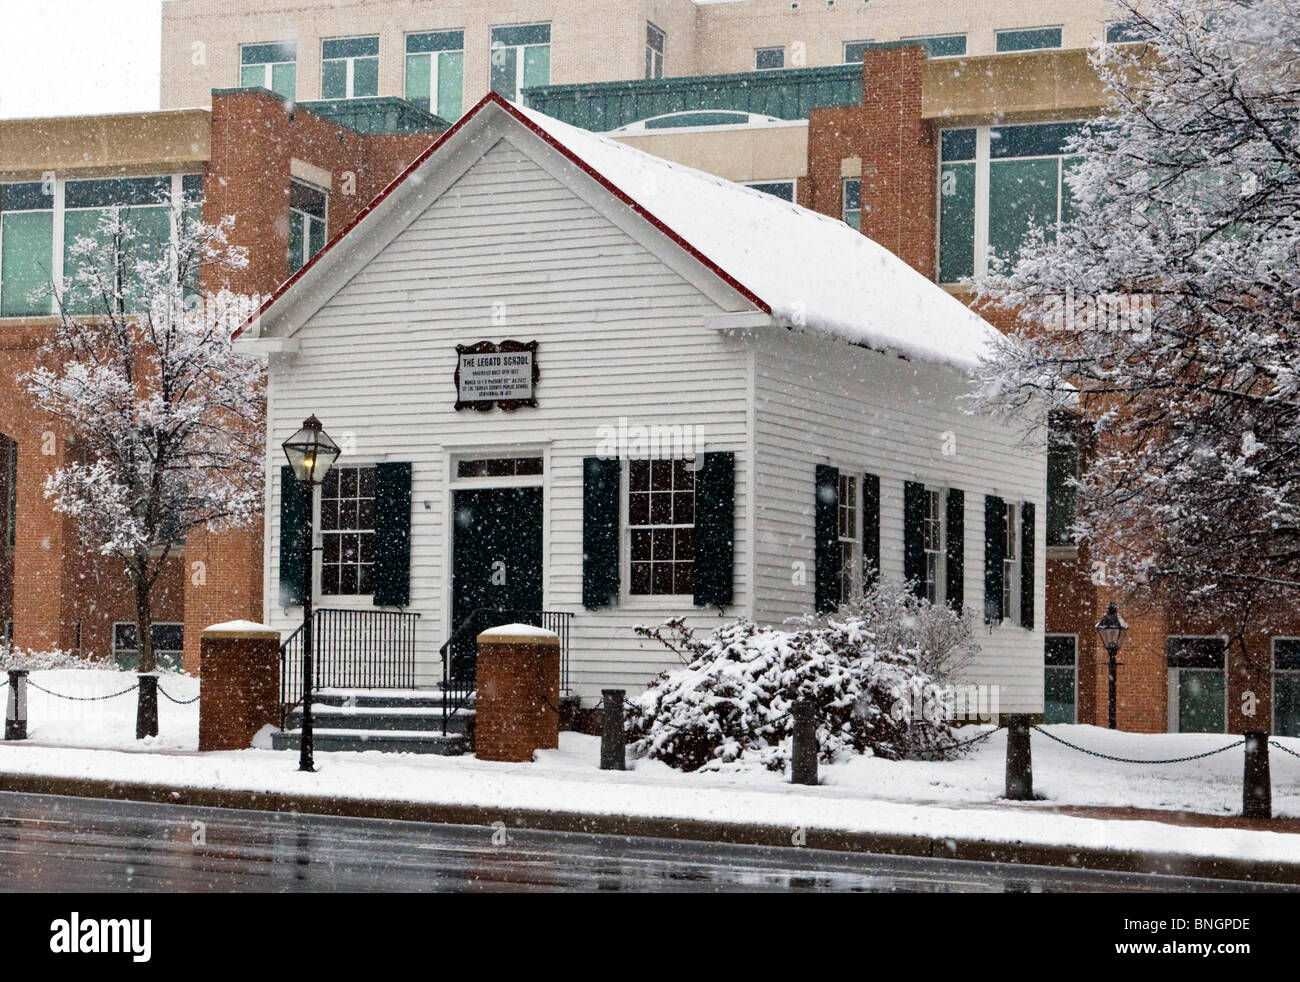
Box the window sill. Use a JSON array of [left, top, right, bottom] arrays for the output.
[[619, 594, 698, 610]]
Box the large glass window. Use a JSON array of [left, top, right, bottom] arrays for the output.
[[289, 181, 328, 274], [406, 30, 464, 120], [842, 178, 862, 231], [1275, 640, 1300, 738], [0, 182, 55, 317], [746, 181, 795, 202], [490, 23, 551, 102], [240, 41, 297, 99], [755, 46, 785, 71], [322, 36, 379, 100], [938, 122, 1084, 282], [113, 622, 184, 672], [63, 177, 172, 314], [902, 35, 968, 58], [996, 27, 1063, 52], [1167, 637, 1227, 733], [923, 488, 944, 604], [1002, 502, 1020, 624], [838, 473, 859, 604], [1044, 635, 1077, 724], [646, 23, 666, 80], [320, 466, 376, 596], [629, 458, 694, 596], [1046, 423, 1079, 547]]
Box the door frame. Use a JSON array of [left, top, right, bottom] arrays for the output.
[[441, 444, 551, 645]]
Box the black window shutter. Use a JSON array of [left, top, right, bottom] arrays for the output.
[[1020, 501, 1035, 630], [984, 495, 1005, 624], [693, 451, 735, 608], [278, 465, 309, 608], [903, 480, 926, 599], [945, 488, 964, 609], [814, 464, 839, 613], [373, 462, 412, 607], [583, 457, 621, 608], [861, 472, 880, 589]]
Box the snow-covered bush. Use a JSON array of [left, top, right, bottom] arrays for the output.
[[0, 645, 105, 672], [627, 581, 980, 772]]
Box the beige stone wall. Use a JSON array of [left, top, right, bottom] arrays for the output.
[[160, 0, 1115, 110], [0, 109, 210, 178], [613, 120, 807, 183]]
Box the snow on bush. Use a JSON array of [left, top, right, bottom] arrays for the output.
[[0, 645, 105, 672], [628, 581, 980, 772]]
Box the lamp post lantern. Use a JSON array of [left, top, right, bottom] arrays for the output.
[[1095, 602, 1128, 730], [282, 415, 341, 772]]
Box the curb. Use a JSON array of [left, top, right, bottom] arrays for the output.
[[3, 770, 1299, 885]]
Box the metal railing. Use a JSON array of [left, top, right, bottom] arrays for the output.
[[279, 608, 421, 728], [438, 607, 573, 735]]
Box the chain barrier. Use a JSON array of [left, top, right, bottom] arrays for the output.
[[916, 726, 999, 756], [26, 680, 140, 702], [1033, 725, 1244, 764], [1270, 739, 1300, 760], [158, 687, 200, 706]]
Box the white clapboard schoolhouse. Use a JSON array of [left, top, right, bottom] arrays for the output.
[[243, 93, 1045, 746]]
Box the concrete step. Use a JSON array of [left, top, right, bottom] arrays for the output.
[[271, 728, 471, 756], [313, 687, 475, 711], [287, 704, 473, 734]]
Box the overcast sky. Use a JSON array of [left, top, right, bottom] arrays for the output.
[[0, 0, 163, 118]]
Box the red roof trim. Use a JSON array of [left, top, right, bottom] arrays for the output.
[[237, 91, 770, 338]]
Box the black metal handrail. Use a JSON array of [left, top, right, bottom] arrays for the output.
[[438, 607, 573, 735], [279, 608, 422, 729]]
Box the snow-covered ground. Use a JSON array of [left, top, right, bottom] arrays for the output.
[[18, 669, 199, 751], [3, 669, 1300, 866]]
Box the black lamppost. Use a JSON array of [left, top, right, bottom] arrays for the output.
[[1095, 602, 1128, 731], [283, 415, 341, 772]]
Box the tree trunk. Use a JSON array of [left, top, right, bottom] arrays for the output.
[[134, 572, 158, 739]]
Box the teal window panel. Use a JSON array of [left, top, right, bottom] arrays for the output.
[[323, 36, 379, 60], [1275, 672, 1300, 738], [912, 35, 967, 57], [1106, 21, 1147, 43], [996, 27, 1063, 52], [1046, 434, 1078, 546], [437, 51, 464, 119], [491, 49, 518, 100], [353, 56, 379, 97], [1177, 670, 1226, 733], [938, 162, 975, 282], [1044, 667, 1076, 724], [288, 211, 306, 273], [522, 45, 550, 90], [491, 23, 550, 47], [747, 181, 794, 201], [990, 121, 1084, 159], [65, 177, 169, 208], [240, 64, 264, 89], [988, 157, 1061, 267], [405, 53, 432, 110], [645, 110, 749, 129], [271, 62, 296, 100], [1, 210, 54, 317], [755, 47, 785, 70], [407, 30, 464, 54], [321, 59, 347, 99], [941, 128, 976, 162], [242, 41, 297, 65]]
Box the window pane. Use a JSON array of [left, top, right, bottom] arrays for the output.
[[406, 54, 432, 110], [1275, 673, 1300, 738], [437, 51, 464, 120], [242, 41, 297, 65], [241, 64, 265, 89], [844, 41, 870, 63], [65, 177, 169, 209], [1177, 670, 1225, 733], [522, 44, 550, 90], [321, 59, 347, 99], [290, 181, 327, 218], [353, 57, 379, 97], [288, 211, 306, 273], [756, 47, 784, 70], [996, 27, 1063, 52], [408, 30, 464, 54], [323, 36, 379, 60], [991, 122, 1084, 159], [1, 210, 54, 317], [491, 24, 550, 47], [941, 128, 976, 162], [271, 62, 296, 100], [939, 161, 975, 282], [988, 157, 1060, 268], [308, 215, 326, 259], [1046, 437, 1077, 545], [918, 34, 967, 57], [490, 46, 518, 101], [1043, 666, 1075, 724]]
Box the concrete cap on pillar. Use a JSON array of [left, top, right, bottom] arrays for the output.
[[201, 620, 281, 640], [476, 623, 559, 646]]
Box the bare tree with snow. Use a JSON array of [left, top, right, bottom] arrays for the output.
[[25, 203, 264, 738], [974, 0, 1300, 666]]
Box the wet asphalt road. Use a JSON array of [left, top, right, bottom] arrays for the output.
[[0, 791, 1291, 893]]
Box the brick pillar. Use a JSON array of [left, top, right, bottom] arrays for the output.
[[198, 620, 281, 751], [474, 625, 560, 763]]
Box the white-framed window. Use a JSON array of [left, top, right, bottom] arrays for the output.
[[240, 41, 297, 99], [1272, 639, 1300, 738], [490, 23, 551, 102], [321, 36, 379, 100], [1167, 636, 1228, 733], [923, 488, 944, 604], [745, 180, 796, 202], [113, 622, 184, 671], [838, 473, 859, 604], [995, 27, 1063, 52], [842, 177, 862, 231], [938, 121, 1085, 283], [319, 465, 377, 597], [1001, 501, 1020, 624], [627, 458, 694, 597], [288, 180, 327, 274], [646, 23, 666, 79], [755, 46, 785, 70], [405, 30, 464, 121], [1044, 634, 1077, 724], [1, 174, 202, 318], [901, 34, 968, 58]]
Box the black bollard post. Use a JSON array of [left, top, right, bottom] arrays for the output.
[[1004, 714, 1034, 800], [791, 700, 818, 786], [1243, 731, 1272, 820], [600, 688, 626, 771], [5, 669, 29, 741]]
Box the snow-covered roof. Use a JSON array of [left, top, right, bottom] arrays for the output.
[[509, 102, 1000, 371], [249, 94, 999, 371]]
